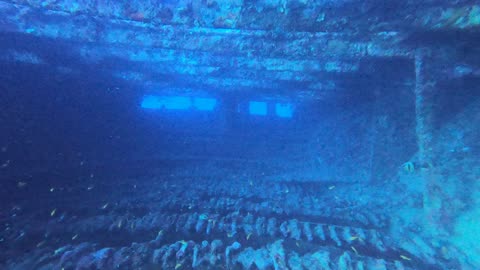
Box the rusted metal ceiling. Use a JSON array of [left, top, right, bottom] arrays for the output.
[[0, 0, 479, 99]]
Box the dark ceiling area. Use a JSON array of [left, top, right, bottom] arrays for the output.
[[2, 0, 478, 101]]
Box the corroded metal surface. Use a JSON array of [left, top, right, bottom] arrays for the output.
[[0, 1, 475, 100]]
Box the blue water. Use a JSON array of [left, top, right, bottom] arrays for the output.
[[1, 1, 479, 269]]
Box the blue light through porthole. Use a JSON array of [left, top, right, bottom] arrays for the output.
[[249, 101, 267, 116], [164, 96, 191, 110], [193, 97, 217, 111], [141, 95, 218, 111], [141, 95, 191, 110], [275, 103, 293, 118], [141, 95, 162, 109]]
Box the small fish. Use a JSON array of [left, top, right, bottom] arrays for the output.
[[349, 236, 359, 241], [351, 246, 358, 255], [400, 255, 412, 261], [50, 209, 57, 216], [402, 162, 415, 173], [175, 263, 182, 269], [17, 181, 27, 188], [1, 160, 10, 168], [37, 240, 46, 247], [296, 241, 300, 247], [284, 188, 289, 194], [101, 203, 109, 210], [54, 246, 69, 256], [227, 232, 234, 238], [118, 220, 123, 228], [199, 214, 208, 220], [50, 188, 55, 192], [15, 231, 25, 240], [157, 230, 164, 237], [87, 185, 94, 191], [328, 185, 335, 190], [246, 233, 252, 240], [72, 234, 78, 240]]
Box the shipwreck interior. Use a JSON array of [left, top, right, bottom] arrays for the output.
[[0, 1, 479, 269]]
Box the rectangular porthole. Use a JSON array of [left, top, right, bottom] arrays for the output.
[[249, 101, 267, 116], [162, 96, 191, 110], [141, 95, 163, 109], [275, 103, 293, 118], [141, 95, 217, 111], [193, 97, 217, 111], [141, 95, 191, 110]]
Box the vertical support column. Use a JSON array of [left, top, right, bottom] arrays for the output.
[[368, 88, 381, 183], [414, 49, 444, 233], [414, 49, 434, 166]]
